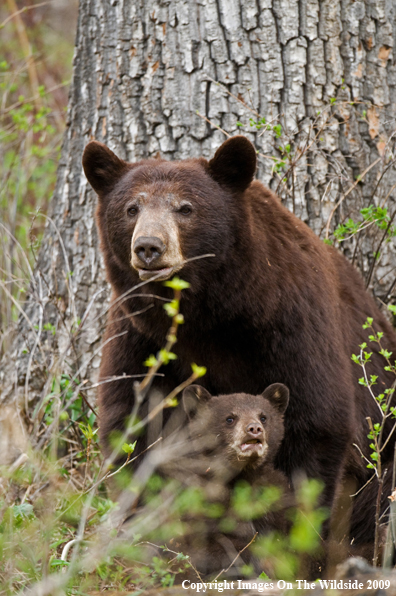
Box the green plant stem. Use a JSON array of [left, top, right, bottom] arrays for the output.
[[373, 474, 385, 566]]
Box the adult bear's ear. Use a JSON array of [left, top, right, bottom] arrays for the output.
[[262, 383, 290, 415], [82, 141, 129, 197], [182, 385, 212, 420], [208, 136, 257, 192]]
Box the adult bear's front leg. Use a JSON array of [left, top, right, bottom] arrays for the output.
[[97, 308, 179, 464]]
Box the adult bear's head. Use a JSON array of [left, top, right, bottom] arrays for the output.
[[82, 136, 257, 287]]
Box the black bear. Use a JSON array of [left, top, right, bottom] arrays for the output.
[[134, 383, 293, 579], [82, 135, 396, 550]]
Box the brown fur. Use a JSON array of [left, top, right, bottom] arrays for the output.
[[138, 384, 293, 579], [82, 136, 396, 551]]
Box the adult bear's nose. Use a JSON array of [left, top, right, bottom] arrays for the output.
[[133, 236, 165, 267]]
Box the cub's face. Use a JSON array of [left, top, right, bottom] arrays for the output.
[[82, 136, 257, 285], [183, 384, 289, 471]]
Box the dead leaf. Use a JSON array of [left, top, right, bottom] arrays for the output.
[[367, 106, 379, 139], [378, 45, 391, 66], [376, 139, 386, 156]]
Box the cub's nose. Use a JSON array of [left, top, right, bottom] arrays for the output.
[[246, 422, 264, 437], [133, 236, 165, 267]]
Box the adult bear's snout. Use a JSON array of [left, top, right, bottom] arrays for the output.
[[133, 236, 165, 267]]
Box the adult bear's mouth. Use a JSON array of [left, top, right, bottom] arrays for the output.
[[137, 266, 174, 281], [136, 262, 184, 282]]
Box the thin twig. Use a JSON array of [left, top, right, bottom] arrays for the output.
[[213, 532, 258, 581], [0, 1, 52, 29], [325, 157, 381, 239], [366, 208, 396, 289], [350, 473, 375, 497]]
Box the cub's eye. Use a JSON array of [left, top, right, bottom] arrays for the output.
[[178, 203, 192, 216], [260, 415, 267, 424], [127, 205, 138, 217], [226, 417, 234, 425]]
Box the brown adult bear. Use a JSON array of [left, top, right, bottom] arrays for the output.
[[82, 135, 396, 550]]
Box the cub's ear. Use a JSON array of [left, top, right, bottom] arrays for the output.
[[208, 136, 257, 192], [182, 385, 212, 420], [262, 383, 289, 415], [82, 141, 129, 197]]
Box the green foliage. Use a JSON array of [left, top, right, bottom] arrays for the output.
[[122, 441, 137, 456], [333, 205, 396, 246], [351, 308, 396, 476], [0, 3, 74, 341], [191, 362, 207, 377], [0, 278, 328, 594], [236, 115, 292, 173], [252, 479, 327, 581], [232, 481, 282, 521], [163, 276, 191, 291]]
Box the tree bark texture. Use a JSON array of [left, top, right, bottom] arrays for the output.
[[1, 0, 396, 460]]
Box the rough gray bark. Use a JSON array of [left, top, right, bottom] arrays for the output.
[[1, 0, 396, 461]]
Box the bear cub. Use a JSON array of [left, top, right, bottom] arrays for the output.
[[156, 382, 293, 579]]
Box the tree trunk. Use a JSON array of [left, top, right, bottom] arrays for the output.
[[1, 0, 396, 461]]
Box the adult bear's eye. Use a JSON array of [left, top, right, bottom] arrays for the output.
[[260, 415, 267, 424], [127, 205, 138, 217], [226, 417, 234, 425], [178, 203, 192, 215]]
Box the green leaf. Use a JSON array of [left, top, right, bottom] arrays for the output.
[[122, 441, 137, 455], [159, 349, 177, 364], [166, 397, 178, 408], [79, 423, 98, 440], [163, 276, 190, 290], [50, 559, 69, 568], [163, 300, 179, 317], [144, 354, 158, 367], [273, 124, 282, 138], [43, 322, 56, 335], [191, 363, 207, 378]]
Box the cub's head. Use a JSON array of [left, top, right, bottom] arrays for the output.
[[182, 384, 289, 471], [82, 137, 257, 286]]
